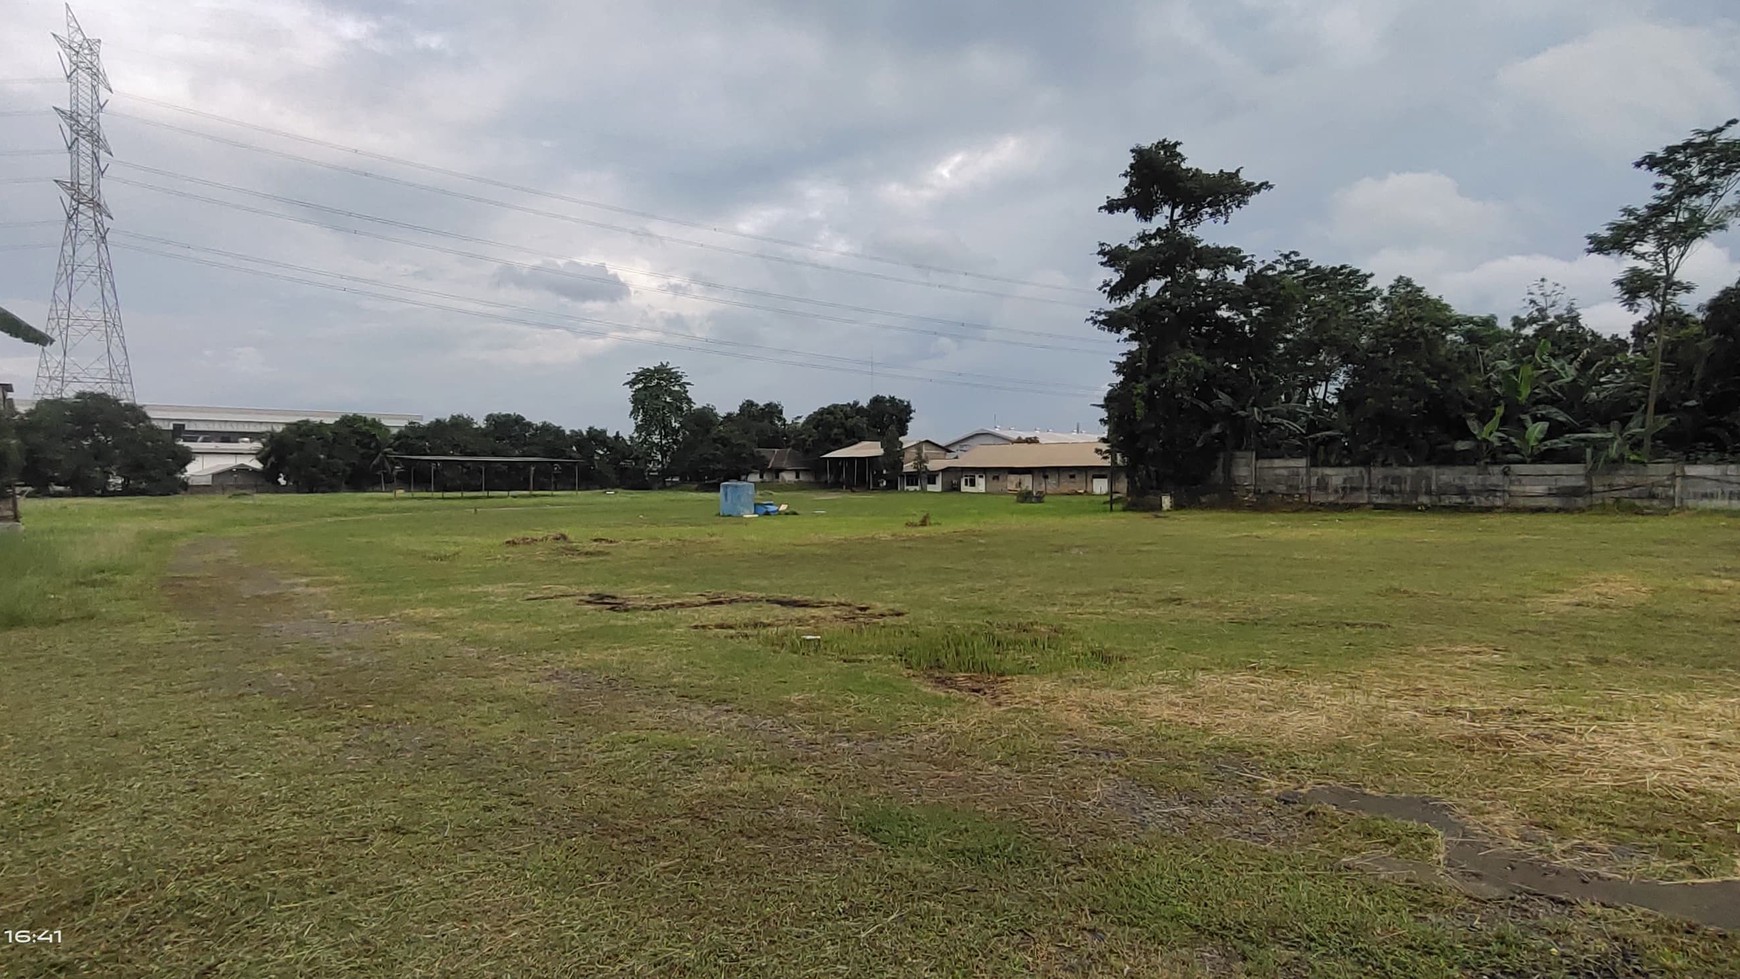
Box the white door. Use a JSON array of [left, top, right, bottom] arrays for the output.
[[1091, 475, 1109, 495]]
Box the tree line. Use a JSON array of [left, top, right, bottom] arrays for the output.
[[1096, 122, 1740, 495], [257, 364, 914, 493]]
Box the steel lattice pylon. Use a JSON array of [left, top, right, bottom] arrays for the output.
[[35, 5, 133, 402]]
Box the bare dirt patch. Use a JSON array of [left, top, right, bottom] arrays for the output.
[[524, 590, 905, 629], [1098, 777, 1308, 847], [504, 532, 570, 545], [1290, 786, 1740, 931]]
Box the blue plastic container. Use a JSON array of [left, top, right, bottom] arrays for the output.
[[719, 481, 756, 517]]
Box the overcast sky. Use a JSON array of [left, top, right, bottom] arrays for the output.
[[2, 1, 1737, 439]]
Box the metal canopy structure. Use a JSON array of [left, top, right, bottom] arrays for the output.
[[383, 453, 583, 498]]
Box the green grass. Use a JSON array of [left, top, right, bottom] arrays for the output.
[[3, 490, 1739, 977]]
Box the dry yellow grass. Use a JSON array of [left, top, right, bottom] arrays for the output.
[[1534, 574, 1654, 612], [1013, 665, 1740, 803]]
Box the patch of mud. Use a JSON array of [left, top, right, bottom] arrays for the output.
[[504, 532, 569, 545], [556, 546, 610, 558], [1288, 786, 1740, 931], [525, 590, 905, 629], [1099, 777, 1307, 847], [924, 673, 1008, 701]]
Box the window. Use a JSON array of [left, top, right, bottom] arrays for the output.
[[926, 474, 939, 486], [963, 475, 979, 488]]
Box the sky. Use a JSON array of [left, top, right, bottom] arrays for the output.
[[1, 0, 1737, 440]]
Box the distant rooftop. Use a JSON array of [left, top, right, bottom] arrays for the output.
[[945, 427, 1105, 447]]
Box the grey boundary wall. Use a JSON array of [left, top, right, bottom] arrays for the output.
[[1213, 453, 1740, 511]]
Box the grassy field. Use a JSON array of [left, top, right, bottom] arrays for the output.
[[3, 489, 1739, 977]]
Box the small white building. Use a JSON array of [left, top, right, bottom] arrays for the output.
[[746, 448, 816, 484]]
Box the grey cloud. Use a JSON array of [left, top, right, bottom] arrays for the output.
[[490, 260, 630, 304]]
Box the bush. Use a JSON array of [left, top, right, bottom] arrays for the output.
[[1015, 488, 1046, 504]]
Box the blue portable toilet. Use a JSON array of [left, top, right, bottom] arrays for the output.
[[719, 481, 755, 517]]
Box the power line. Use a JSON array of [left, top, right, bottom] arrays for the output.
[[115, 230, 1095, 394], [107, 166, 1111, 354], [111, 234, 1102, 399], [109, 109, 1092, 309], [115, 92, 1100, 300], [0, 150, 61, 157]]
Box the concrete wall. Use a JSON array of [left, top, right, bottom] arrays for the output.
[[953, 467, 1127, 496], [1215, 453, 1740, 510]]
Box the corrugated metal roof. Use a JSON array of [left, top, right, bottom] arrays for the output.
[[934, 441, 1112, 469], [756, 447, 812, 470], [819, 440, 887, 459], [944, 428, 1106, 447]]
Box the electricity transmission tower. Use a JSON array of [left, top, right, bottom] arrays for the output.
[[35, 5, 134, 402]]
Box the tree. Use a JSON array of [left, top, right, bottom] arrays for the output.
[[17, 393, 190, 496], [720, 400, 791, 449], [1587, 119, 1740, 459], [259, 416, 389, 493], [1337, 278, 1485, 465], [1093, 139, 1273, 492], [2, 305, 50, 520], [865, 395, 913, 440], [668, 405, 758, 484], [259, 421, 347, 493], [792, 402, 869, 459], [878, 425, 904, 489], [625, 363, 694, 482]]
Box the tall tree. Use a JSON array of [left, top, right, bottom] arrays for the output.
[[1337, 278, 1485, 465], [669, 405, 759, 484], [17, 394, 191, 496], [625, 363, 694, 482], [792, 402, 871, 459], [720, 400, 791, 449], [1, 306, 50, 518], [1093, 140, 1272, 492], [259, 420, 349, 493], [865, 395, 914, 439], [878, 425, 904, 490], [1587, 119, 1740, 459]]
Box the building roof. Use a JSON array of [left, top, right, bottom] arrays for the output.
[[819, 439, 887, 459], [932, 441, 1112, 470], [756, 447, 812, 470], [944, 428, 1106, 448], [187, 459, 264, 478]]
